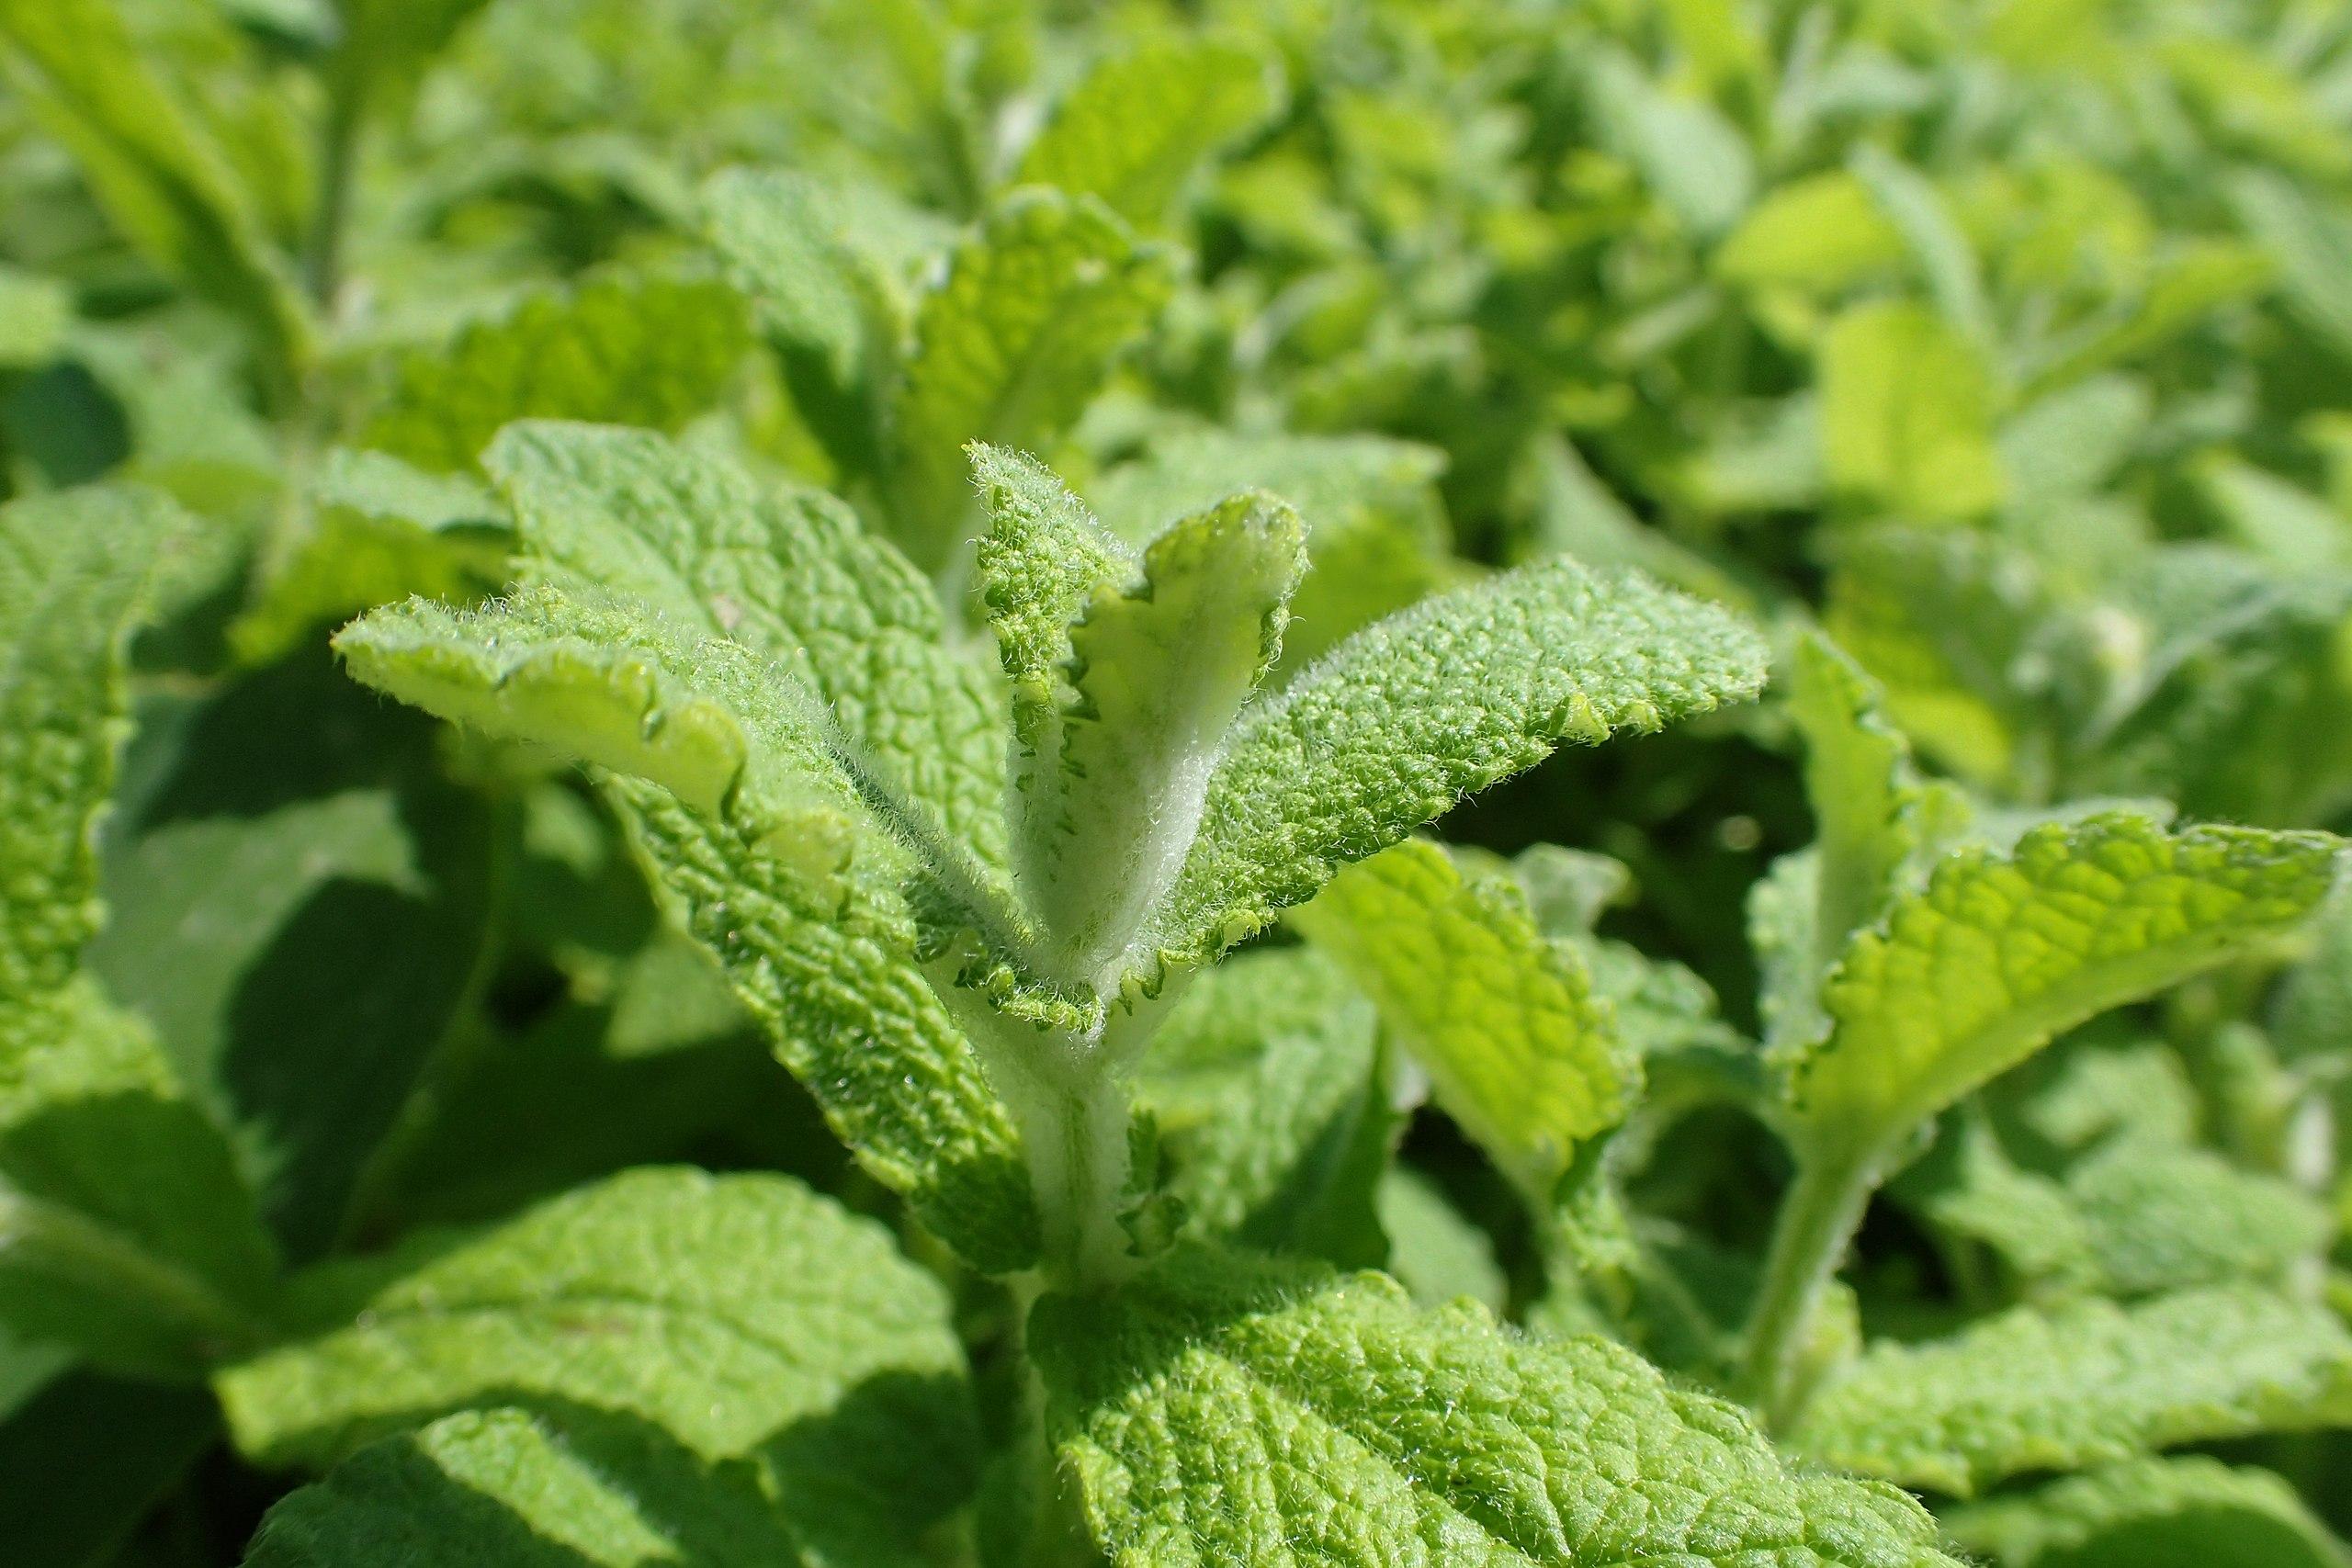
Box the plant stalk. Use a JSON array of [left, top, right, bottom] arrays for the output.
[[304, 66, 368, 311], [1736, 1144, 1877, 1430]]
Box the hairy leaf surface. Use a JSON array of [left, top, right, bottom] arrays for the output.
[[1034, 1248, 1957, 1567], [1792, 1287, 2352, 1494]]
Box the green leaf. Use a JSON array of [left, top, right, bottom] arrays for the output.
[[242, 1408, 807, 1568], [0, 485, 187, 996], [1014, 36, 1282, 226], [972, 443, 1136, 753], [361, 273, 752, 473], [335, 586, 865, 877], [329, 0, 495, 123], [616, 785, 1040, 1272], [1033, 1247, 1958, 1567], [1586, 47, 1755, 238], [698, 166, 945, 469], [488, 422, 1008, 873], [1375, 1168, 1506, 1313], [230, 446, 510, 665], [1, 980, 277, 1375], [220, 1168, 981, 1562], [1140, 949, 1391, 1269], [1791, 1287, 2352, 1495], [0, 264, 71, 368], [1293, 840, 1629, 1206], [0, 0, 306, 378], [1781, 630, 1968, 1038], [1140, 558, 1769, 981], [887, 189, 1176, 572], [1716, 172, 1904, 294], [1023, 491, 1306, 977], [1819, 300, 2004, 519], [88, 654, 496, 1261], [2064, 1140, 2334, 1297], [1944, 1457, 2352, 1568], [1847, 146, 1989, 344], [1783, 815, 2340, 1165], [1089, 428, 1451, 671]]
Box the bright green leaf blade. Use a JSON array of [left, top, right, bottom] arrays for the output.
[[1294, 840, 1628, 1205], [1143, 558, 1769, 978], [1015, 36, 1281, 226], [241, 1408, 805, 1568], [1819, 300, 2004, 519], [360, 273, 752, 473], [973, 443, 1134, 747], [1791, 1287, 2352, 1495], [1, 980, 277, 1376], [335, 586, 863, 870], [0, 0, 306, 377], [1715, 171, 1904, 293], [1034, 1247, 1958, 1567], [219, 1168, 981, 1562], [888, 189, 1175, 572], [0, 264, 71, 369], [1787, 815, 2339, 1162], [0, 484, 187, 995], [488, 421, 1008, 873], [1140, 948, 1390, 1269], [1943, 1456, 2352, 1568], [1026, 492, 1306, 975], [231, 448, 511, 665], [616, 784, 1040, 1273]]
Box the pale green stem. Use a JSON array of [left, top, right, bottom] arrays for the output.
[[1736, 1144, 1879, 1430]]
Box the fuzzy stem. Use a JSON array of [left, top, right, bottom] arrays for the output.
[[1736, 1144, 1878, 1429]]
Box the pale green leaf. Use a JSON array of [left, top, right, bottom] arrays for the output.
[[0, 265, 70, 368], [1141, 558, 1769, 980], [220, 1168, 980, 1562], [616, 785, 1040, 1272], [1784, 815, 2339, 1164], [489, 422, 1007, 872], [699, 165, 944, 456], [1792, 1286, 2352, 1495], [1587, 48, 1755, 238], [1819, 300, 2004, 519], [335, 589, 1041, 1269], [1015, 36, 1282, 226], [1088, 428, 1451, 670], [361, 273, 752, 472], [1035, 1247, 1958, 1567], [1848, 146, 1989, 343], [0, 485, 187, 995], [1944, 1456, 2352, 1568], [232, 447, 510, 664], [1716, 172, 1904, 294], [334, 586, 865, 878], [887, 189, 1176, 572], [243, 1408, 802, 1568], [1788, 630, 1966, 992], [1375, 1168, 1506, 1313], [2064, 1140, 2334, 1297], [1294, 840, 1628, 1205], [1023, 491, 1306, 976]]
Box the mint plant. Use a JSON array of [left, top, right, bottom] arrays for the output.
[[7, 0, 2352, 1562]]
